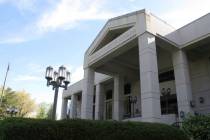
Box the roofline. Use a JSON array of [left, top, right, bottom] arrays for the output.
[[176, 12, 210, 31], [109, 9, 146, 21]]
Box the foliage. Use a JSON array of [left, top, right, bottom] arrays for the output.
[[182, 114, 210, 140], [0, 87, 36, 119], [36, 103, 50, 119], [46, 104, 54, 119], [0, 118, 189, 140]]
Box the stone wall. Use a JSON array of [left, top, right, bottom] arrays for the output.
[[190, 56, 210, 114]]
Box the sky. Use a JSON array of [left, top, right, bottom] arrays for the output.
[[0, 0, 210, 118]]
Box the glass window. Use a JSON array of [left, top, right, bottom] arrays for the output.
[[161, 94, 178, 115], [93, 88, 96, 120], [106, 90, 112, 100], [105, 90, 113, 120], [124, 83, 131, 95], [123, 96, 131, 118], [159, 70, 175, 83], [105, 101, 112, 120]]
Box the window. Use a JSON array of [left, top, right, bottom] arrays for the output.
[[106, 90, 112, 100], [161, 94, 178, 115], [124, 83, 131, 95], [92, 87, 96, 120], [123, 83, 132, 118], [159, 70, 178, 114], [105, 101, 112, 120], [105, 90, 113, 120], [123, 96, 131, 118], [159, 70, 175, 83]]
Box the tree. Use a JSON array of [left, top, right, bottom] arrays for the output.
[[14, 91, 36, 117], [0, 87, 36, 119], [36, 103, 50, 119], [47, 104, 54, 119], [0, 87, 15, 118]]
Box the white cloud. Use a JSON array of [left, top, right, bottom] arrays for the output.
[[14, 64, 83, 83], [27, 63, 44, 73], [0, 0, 37, 11], [0, 37, 26, 44], [160, 0, 210, 28], [14, 75, 42, 82], [0, 0, 126, 44], [37, 0, 118, 32], [70, 66, 84, 84], [32, 91, 54, 104]]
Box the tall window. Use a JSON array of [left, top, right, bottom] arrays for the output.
[[161, 93, 178, 114], [105, 90, 112, 120], [92, 87, 96, 120], [159, 70, 178, 115], [123, 83, 131, 118]]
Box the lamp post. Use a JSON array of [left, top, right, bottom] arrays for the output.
[[45, 65, 70, 120], [128, 96, 137, 118], [6, 106, 18, 117]]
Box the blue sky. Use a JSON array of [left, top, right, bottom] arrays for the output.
[[0, 0, 209, 117]]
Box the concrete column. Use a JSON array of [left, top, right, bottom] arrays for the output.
[[70, 94, 77, 118], [61, 98, 68, 119], [113, 75, 124, 121], [81, 67, 95, 119], [172, 50, 193, 119], [138, 33, 161, 122], [95, 83, 104, 120]]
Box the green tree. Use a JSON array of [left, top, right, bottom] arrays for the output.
[[46, 105, 54, 119], [0, 87, 36, 119], [36, 103, 50, 119], [14, 91, 36, 117], [0, 87, 16, 118]]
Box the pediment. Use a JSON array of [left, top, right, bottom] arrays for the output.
[[86, 10, 147, 56], [92, 26, 133, 53]]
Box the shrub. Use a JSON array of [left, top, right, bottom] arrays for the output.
[[182, 114, 210, 140], [0, 118, 189, 140]]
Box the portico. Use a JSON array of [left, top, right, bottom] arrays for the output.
[[61, 9, 210, 124]]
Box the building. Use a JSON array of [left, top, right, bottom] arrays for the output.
[[61, 9, 210, 124]]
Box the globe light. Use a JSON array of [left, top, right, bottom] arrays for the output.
[[64, 71, 71, 84], [52, 71, 58, 83], [58, 65, 66, 80], [45, 66, 53, 80]]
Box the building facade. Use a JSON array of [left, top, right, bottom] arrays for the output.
[[61, 9, 210, 124]]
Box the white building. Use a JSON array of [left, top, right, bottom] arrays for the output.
[[61, 9, 210, 124]]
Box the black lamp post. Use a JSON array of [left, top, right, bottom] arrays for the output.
[[45, 65, 70, 120], [6, 106, 18, 117], [128, 96, 137, 118]]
